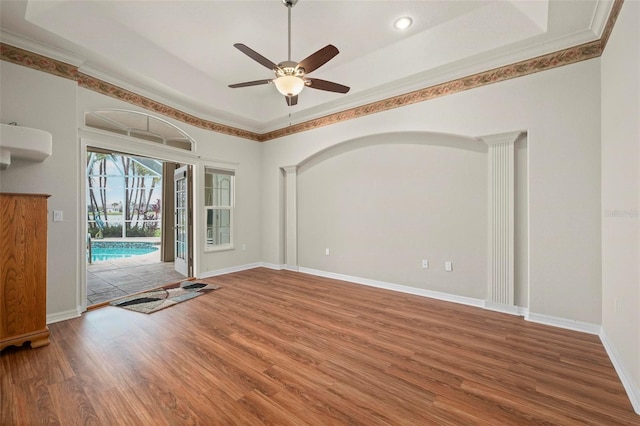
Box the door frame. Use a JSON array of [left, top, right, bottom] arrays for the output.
[[79, 128, 198, 313]]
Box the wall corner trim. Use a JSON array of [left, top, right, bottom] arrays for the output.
[[259, 262, 286, 270], [484, 301, 521, 315], [525, 311, 601, 335], [480, 131, 523, 146], [297, 267, 485, 308], [600, 329, 640, 415], [199, 262, 263, 278], [46, 309, 81, 325]]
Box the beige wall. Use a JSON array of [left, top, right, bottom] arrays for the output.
[[0, 61, 79, 318], [601, 0, 640, 411], [262, 57, 602, 324], [297, 132, 488, 299]]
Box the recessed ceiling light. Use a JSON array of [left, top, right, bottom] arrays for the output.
[[394, 16, 413, 31]]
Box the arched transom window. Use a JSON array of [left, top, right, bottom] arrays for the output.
[[85, 109, 195, 151]]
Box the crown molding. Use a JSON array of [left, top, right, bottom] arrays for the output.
[[600, 0, 624, 50], [592, 0, 617, 39], [0, 30, 85, 67], [0, 0, 624, 143]]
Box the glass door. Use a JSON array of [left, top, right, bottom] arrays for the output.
[[174, 165, 191, 276]]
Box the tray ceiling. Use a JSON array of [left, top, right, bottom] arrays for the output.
[[0, 0, 613, 133]]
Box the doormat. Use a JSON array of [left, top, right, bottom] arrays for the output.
[[109, 281, 220, 314]]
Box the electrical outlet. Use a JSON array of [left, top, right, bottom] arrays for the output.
[[421, 259, 429, 269], [445, 261, 453, 272], [325, 248, 330, 256]]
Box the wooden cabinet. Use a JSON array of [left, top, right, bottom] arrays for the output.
[[1, 193, 50, 351]]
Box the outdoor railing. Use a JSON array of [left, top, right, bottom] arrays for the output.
[[87, 233, 92, 264]]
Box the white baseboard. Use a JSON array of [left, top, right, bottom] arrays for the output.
[[525, 312, 601, 335], [484, 301, 521, 316], [199, 262, 262, 278], [298, 268, 604, 339], [599, 330, 640, 415], [47, 308, 81, 324], [259, 262, 285, 270], [298, 267, 485, 308], [200, 261, 292, 278]]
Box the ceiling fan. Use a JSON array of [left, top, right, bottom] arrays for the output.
[[228, 0, 350, 106]]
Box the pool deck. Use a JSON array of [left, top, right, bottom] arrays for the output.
[[86, 238, 186, 306]]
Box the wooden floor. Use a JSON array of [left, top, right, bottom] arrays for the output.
[[2, 268, 638, 425]]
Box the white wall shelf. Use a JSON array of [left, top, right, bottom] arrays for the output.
[[0, 123, 52, 169]]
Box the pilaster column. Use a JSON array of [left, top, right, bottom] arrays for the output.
[[482, 131, 521, 311], [282, 165, 298, 270]]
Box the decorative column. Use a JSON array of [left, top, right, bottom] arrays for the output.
[[482, 131, 521, 313], [282, 166, 298, 270]]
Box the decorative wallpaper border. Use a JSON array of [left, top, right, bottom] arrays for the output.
[[0, 43, 78, 81], [0, 0, 624, 143]]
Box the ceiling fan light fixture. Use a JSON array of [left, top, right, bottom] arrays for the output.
[[274, 75, 305, 97], [229, 0, 349, 105], [394, 16, 413, 30]]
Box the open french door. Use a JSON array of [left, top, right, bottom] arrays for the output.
[[174, 165, 192, 276]]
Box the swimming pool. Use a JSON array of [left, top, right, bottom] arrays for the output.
[[90, 241, 159, 262]]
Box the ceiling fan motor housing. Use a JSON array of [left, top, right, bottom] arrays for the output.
[[277, 61, 305, 78]]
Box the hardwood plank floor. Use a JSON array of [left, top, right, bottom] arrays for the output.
[[1, 268, 638, 425]]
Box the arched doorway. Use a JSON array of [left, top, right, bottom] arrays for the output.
[[83, 110, 196, 308]]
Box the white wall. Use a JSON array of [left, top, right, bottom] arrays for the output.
[[262, 58, 602, 324], [601, 0, 640, 411], [297, 132, 488, 299], [0, 61, 79, 319]]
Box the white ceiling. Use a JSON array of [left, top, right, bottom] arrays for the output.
[[0, 0, 613, 133]]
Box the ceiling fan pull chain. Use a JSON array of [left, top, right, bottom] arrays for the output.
[[287, 3, 292, 61]]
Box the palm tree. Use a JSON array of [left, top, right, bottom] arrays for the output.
[[87, 153, 110, 229]]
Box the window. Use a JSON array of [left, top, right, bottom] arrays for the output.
[[85, 110, 195, 151], [204, 168, 234, 250]]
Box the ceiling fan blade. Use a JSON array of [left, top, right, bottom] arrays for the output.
[[297, 45, 339, 74], [233, 43, 278, 70], [229, 79, 273, 88], [286, 95, 298, 106], [305, 78, 350, 94]]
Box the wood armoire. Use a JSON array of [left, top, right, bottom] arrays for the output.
[[0, 193, 50, 351]]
